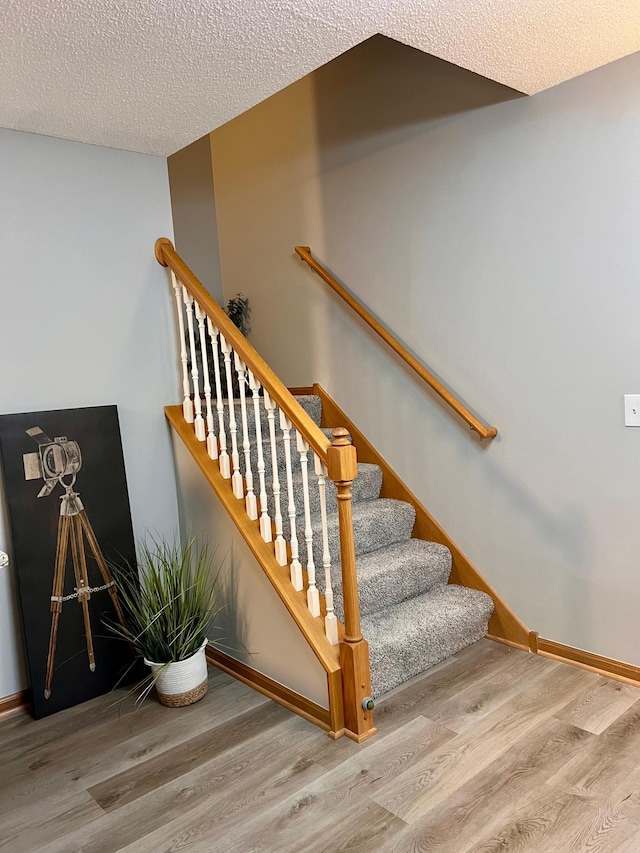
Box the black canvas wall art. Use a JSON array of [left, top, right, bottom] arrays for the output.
[[0, 406, 138, 719]]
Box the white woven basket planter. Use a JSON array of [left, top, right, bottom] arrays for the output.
[[144, 638, 209, 707]]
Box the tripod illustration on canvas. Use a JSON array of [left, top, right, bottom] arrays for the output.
[[24, 426, 125, 699]]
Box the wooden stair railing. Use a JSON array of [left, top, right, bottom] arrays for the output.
[[295, 246, 498, 440], [155, 238, 375, 742]]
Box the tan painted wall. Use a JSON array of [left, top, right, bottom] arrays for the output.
[[209, 35, 640, 666]]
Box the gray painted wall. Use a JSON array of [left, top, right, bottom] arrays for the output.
[[168, 135, 224, 304], [0, 128, 180, 698], [210, 36, 640, 666]]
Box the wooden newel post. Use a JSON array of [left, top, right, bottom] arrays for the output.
[[327, 428, 377, 742]]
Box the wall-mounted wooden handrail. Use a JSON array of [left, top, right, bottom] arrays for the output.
[[295, 246, 498, 440], [156, 238, 331, 460]]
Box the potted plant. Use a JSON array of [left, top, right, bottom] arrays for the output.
[[108, 534, 222, 707]]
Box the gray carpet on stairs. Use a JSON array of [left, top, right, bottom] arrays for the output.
[[312, 498, 416, 566], [237, 393, 495, 699], [234, 394, 322, 442], [362, 585, 495, 697], [241, 427, 337, 483], [266, 462, 382, 520], [325, 539, 453, 621]]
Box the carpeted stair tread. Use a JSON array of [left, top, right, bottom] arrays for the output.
[[323, 539, 452, 621], [316, 498, 416, 566], [293, 395, 323, 427], [269, 462, 381, 520], [233, 393, 323, 441], [363, 585, 494, 698], [327, 462, 381, 506], [240, 427, 342, 481]]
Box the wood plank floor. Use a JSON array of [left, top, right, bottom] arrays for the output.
[[3, 640, 640, 852]]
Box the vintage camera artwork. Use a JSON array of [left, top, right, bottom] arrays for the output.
[[23, 425, 124, 699], [0, 405, 137, 718], [24, 427, 82, 499]]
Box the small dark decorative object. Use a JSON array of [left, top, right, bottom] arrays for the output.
[[225, 293, 251, 337], [0, 406, 138, 719], [188, 293, 251, 399]]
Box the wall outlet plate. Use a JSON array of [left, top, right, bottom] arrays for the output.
[[624, 395, 640, 426]]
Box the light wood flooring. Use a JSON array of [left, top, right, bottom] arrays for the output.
[[3, 639, 640, 852]]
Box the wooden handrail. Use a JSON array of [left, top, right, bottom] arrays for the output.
[[295, 246, 498, 440], [156, 238, 331, 460]]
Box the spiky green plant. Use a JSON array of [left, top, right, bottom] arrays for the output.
[[108, 534, 223, 664]]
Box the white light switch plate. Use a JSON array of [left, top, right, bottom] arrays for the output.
[[624, 395, 640, 426]]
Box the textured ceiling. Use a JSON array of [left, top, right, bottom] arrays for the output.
[[1, 0, 639, 156]]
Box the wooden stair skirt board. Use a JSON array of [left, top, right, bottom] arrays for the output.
[[306, 383, 530, 651], [166, 405, 347, 739], [0, 689, 29, 719]]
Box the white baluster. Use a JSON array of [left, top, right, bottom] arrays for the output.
[[234, 353, 257, 520], [183, 287, 206, 442], [297, 432, 320, 618], [207, 320, 230, 479], [265, 392, 287, 565], [248, 372, 272, 542], [170, 271, 193, 423], [195, 304, 217, 459], [315, 454, 338, 645], [220, 334, 243, 499], [279, 411, 303, 590]]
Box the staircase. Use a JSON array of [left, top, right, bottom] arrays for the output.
[[156, 237, 528, 741], [250, 394, 494, 698]]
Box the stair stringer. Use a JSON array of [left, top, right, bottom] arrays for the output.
[[311, 384, 530, 651], [166, 405, 346, 737]]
